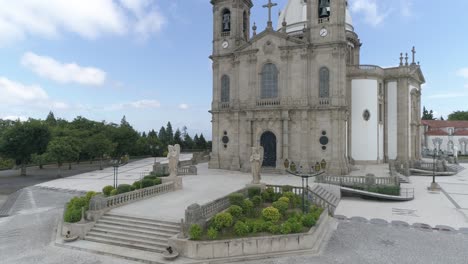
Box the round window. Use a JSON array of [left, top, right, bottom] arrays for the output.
[[363, 110, 371, 121], [319, 136, 329, 145], [322, 130, 327, 136], [222, 136, 229, 144]]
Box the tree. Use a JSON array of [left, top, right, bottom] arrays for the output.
[[45, 111, 57, 126], [184, 133, 194, 150], [166, 122, 174, 145], [440, 116, 445, 121], [0, 120, 50, 176], [193, 134, 200, 149], [198, 134, 207, 150], [174, 129, 183, 147], [422, 106, 435, 120], [158, 126, 167, 145], [84, 133, 115, 170], [448, 111, 468, 121], [46, 137, 80, 177]]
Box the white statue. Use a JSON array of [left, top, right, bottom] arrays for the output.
[[250, 146, 264, 184], [454, 145, 459, 158], [167, 144, 180, 177]]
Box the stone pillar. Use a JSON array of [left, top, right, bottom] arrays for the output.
[[299, 110, 309, 169], [184, 203, 205, 233], [396, 78, 409, 162], [281, 110, 290, 165], [209, 114, 220, 169], [230, 112, 241, 170]]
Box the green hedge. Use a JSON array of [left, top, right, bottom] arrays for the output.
[[64, 191, 98, 223], [367, 186, 400, 196]]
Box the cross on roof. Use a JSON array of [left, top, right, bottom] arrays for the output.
[[411, 46, 416, 65], [263, 0, 278, 29]]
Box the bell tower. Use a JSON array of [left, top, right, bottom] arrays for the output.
[[307, 0, 347, 44], [211, 0, 253, 56]]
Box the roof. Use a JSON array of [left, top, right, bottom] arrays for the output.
[[455, 130, 468, 136], [426, 129, 448, 136], [421, 120, 468, 128]]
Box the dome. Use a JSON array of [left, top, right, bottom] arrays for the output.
[[277, 0, 307, 34], [345, 4, 354, 32]]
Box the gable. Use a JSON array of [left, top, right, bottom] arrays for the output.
[[234, 29, 306, 54]]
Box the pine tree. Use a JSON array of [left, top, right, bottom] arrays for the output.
[[166, 122, 174, 144], [198, 134, 207, 150], [45, 111, 57, 126], [174, 129, 183, 147], [158, 126, 167, 145], [422, 106, 435, 120]]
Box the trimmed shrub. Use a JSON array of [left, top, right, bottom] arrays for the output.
[[143, 175, 157, 180], [63, 192, 98, 223], [301, 213, 317, 228], [110, 189, 118, 196], [207, 227, 218, 240], [280, 222, 292, 234], [268, 224, 281, 234], [229, 193, 245, 207], [242, 199, 254, 216], [116, 184, 132, 194], [213, 212, 234, 230], [246, 219, 266, 233], [251, 195, 262, 208], [278, 196, 290, 205], [367, 186, 400, 196], [141, 179, 155, 188], [153, 178, 162, 185], [228, 205, 243, 218], [234, 221, 250, 236], [189, 224, 202, 240], [261, 187, 275, 203], [102, 185, 115, 196], [287, 218, 303, 233], [282, 185, 293, 193], [130, 185, 136, 191], [262, 207, 280, 223], [272, 201, 289, 215], [132, 181, 142, 190], [283, 192, 301, 208], [247, 187, 261, 198]]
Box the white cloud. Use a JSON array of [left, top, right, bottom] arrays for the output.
[[2, 115, 28, 121], [350, 0, 388, 27], [0, 77, 48, 105], [457, 68, 468, 79], [0, 0, 166, 45], [426, 93, 468, 99], [21, 52, 107, 86], [110, 99, 161, 110], [179, 103, 189, 110], [400, 0, 413, 17]]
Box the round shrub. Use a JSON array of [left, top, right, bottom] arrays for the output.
[[263, 221, 274, 232], [102, 185, 115, 196], [234, 221, 250, 236], [301, 213, 317, 228], [228, 205, 243, 218], [278, 196, 290, 205], [272, 201, 289, 215], [189, 224, 202, 240], [268, 224, 280, 234], [251, 195, 262, 208], [229, 193, 245, 206], [110, 189, 118, 196], [282, 185, 293, 193], [261, 187, 275, 203], [85, 191, 98, 203], [280, 222, 292, 234], [283, 192, 301, 208], [143, 175, 157, 180], [207, 227, 218, 240], [132, 180, 142, 190], [246, 219, 266, 233], [287, 218, 303, 233], [242, 199, 254, 216], [116, 184, 132, 194], [153, 178, 162, 185], [213, 212, 234, 230], [247, 187, 261, 198], [141, 179, 155, 188], [262, 207, 280, 223]]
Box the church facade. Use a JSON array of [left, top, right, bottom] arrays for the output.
[[208, 0, 425, 175]]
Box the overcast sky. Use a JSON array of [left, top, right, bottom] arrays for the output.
[[0, 0, 467, 138]]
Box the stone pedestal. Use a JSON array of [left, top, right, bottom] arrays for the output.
[[163, 176, 183, 190], [428, 182, 441, 192]]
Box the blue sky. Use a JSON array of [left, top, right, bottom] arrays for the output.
[[0, 0, 467, 139]]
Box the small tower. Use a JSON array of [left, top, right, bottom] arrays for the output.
[[307, 0, 347, 44], [211, 0, 253, 56]]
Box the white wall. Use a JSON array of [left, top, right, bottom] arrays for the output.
[[387, 81, 398, 160], [351, 79, 378, 161]]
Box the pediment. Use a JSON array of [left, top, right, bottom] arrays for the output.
[[234, 29, 307, 54], [409, 66, 426, 84]]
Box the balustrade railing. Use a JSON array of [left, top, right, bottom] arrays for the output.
[[256, 98, 281, 107], [220, 102, 230, 109], [178, 165, 197, 176], [316, 174, 399, 187], [89, 182, 174, 211], [319, 98, 330, 106]]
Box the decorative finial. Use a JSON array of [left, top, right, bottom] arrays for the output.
[[399, 53, 403, 66], [405, 53, 408, 66], [263, 0, 278, 30], [302, 24, 307, 33], [411, 46, 416, 65], [252, 22, 257, 36]]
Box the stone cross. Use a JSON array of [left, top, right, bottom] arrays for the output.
[[411, 46, 416, 65], [263, 0, 277, 29]]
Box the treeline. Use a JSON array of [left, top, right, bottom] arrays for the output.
[[422, 107, 468, 121], [0, 112, 211, 175]]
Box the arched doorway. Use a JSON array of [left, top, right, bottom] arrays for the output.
[[260, 131, 277, 167]]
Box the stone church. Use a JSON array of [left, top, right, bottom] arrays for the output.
[[208, 0, 425, 175]]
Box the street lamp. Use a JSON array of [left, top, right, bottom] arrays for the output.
[[430, 148, 440, 191], [286, 168, 325, 214], [112, 160, 120, 188]]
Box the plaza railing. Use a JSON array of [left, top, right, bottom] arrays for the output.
[[316, 174, 399, 188]]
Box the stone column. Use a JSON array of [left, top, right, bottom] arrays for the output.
[[281, 110, 290, 164], [396, 78, 409, 162], [209, 114, 220, 169], [230, 111, 241, 170]]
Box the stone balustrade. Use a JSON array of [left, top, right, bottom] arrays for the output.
[[256, 98, 281, 107], [316, 174, 399, 187], [178, 165, 197, 176]]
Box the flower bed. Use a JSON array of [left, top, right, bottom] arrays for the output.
[[188, 187, 323, 241]]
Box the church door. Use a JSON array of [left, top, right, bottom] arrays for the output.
[[260, 131, 277, 167]]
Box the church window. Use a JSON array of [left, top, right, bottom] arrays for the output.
[[379, 103, 383, 123], [261, 63, 278, 99], [318, 0, 330, 18], [363, 110, 371, 121], [221, 75, 230, 102], [222, 9, 231, 33], [319, 67, 330, 98]]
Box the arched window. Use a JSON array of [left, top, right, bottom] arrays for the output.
[[222, 9, 231, 32], [319, 67, 329, 98], [221, 75, 230, 102], [261, 63, 278, 99], [243, 11, 248, 39]]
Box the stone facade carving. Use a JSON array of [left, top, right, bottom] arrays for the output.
[[250, 146, 264, 184]]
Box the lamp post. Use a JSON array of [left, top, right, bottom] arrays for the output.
[[430, 148, 440, 191], [286, 168, 325, 214], [112, 160, 120, 188]]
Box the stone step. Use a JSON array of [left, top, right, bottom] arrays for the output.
[[85, 235, 166, 253], [94, 221, 179, 236], [0, 190, 22, 217], [89, 228, 170, 243], [98, 217, 180, 232], [105, 213, 181, 227], [86, 231, 169, 248], [92, 225, 174, 239]]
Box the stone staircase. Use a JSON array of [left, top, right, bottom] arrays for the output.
[[309, 184, 340, 214], [85, 213, 180, 253]]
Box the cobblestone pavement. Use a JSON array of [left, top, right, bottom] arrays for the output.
[[2, 187, 468, 264]]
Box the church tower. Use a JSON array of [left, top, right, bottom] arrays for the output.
[[211, 0, 253, 56]]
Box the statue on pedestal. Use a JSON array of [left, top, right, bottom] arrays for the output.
[[167, 144, 180, 177], [250, 146, 264, 184]]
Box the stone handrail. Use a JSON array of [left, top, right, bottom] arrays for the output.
[[306, 186, 337, 215], [89, 182, 174, 211], [266, 185, 303, 195], [256, 98, 280, 107], [316, 174, 399, 187]]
